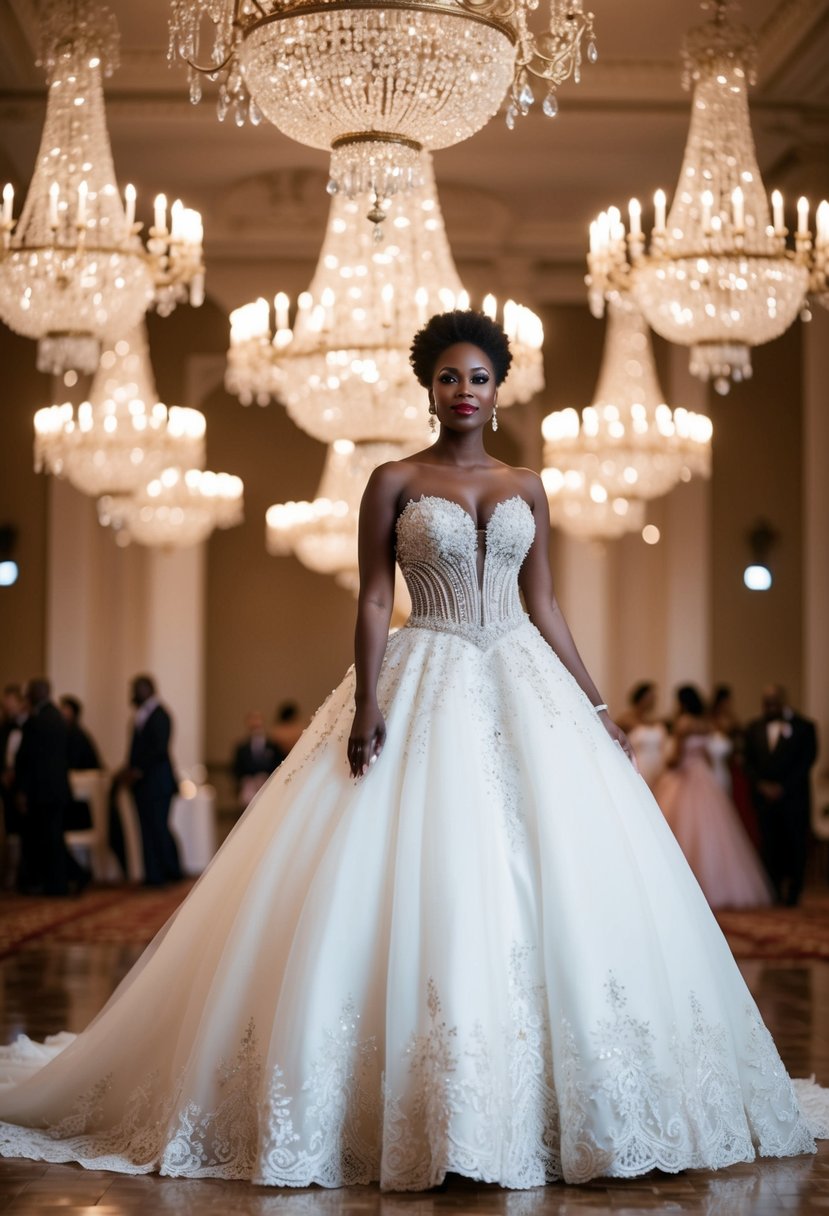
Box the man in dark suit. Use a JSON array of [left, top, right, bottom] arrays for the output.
[[743, 684, 818, 906], [59, 696, 103, 771], [14, 678, 89, 895], [1, 683, 27, 887], [233, 710, 281, 809], [119, 675, 182, 886]]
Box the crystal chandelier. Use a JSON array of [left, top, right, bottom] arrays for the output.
[[540, 472, 646, 541], [227, 153, 544, 443], [98, 467, 244, 549], [541, 298, 712, 510], [586, 1, 823, 394], [34, 323, 206, 498], [266, 438, 412, 618], [0, 0, 204, 376], [168, 0, 596, 218]]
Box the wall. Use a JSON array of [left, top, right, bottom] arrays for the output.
[[708, 324, 804, 719], [0, 326, 50, 683]]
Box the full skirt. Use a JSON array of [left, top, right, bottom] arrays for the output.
[[0, 620, 822, 1189]]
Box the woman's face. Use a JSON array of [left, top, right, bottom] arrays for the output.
[[430, 342, 496, 432]]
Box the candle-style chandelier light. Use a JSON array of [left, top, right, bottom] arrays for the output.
[[168, 0, 596, 222], [0, 0, 204, 376], [541, 297, 712, 515], [586, 0, 828, 394], [34, 323, 206, 499], [227, 154, 544, 443]]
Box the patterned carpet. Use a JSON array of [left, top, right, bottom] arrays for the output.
[[0, 882, 196, 960], [1, 883, 828, 961]]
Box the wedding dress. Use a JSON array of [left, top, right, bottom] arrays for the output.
[[0, 495, 825, 1189]]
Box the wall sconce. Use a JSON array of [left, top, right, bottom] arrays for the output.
[[0, 525, 19, 587], [743, 518, 777, 592]]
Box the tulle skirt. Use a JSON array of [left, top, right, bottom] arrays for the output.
[[0, 619, 821, 1188]]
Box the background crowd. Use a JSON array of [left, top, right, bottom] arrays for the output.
[[620, 680, 818, 909], [0, 671, 818, 911]]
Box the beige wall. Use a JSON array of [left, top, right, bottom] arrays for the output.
[[0, 326, 50, 685], [708, 325, 803, 720]]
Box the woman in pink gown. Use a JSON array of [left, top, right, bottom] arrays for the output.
[[655, 686, 772, 910]]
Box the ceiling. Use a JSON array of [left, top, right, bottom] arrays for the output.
[[0, 0, 828, 310]]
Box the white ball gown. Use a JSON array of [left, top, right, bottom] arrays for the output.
[[0, 494, 825, 1189]]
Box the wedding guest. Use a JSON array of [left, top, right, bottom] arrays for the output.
[[710, 683, 760, 850], [617, 681, 668, 788], [270, 701, 304, 759], [0, 684, 27, 889], [116, 675, 181, 887], [233, 710, 281, 810], [59, 696, 103, 771], [654, 685, 771, 909], [15, 678, 89, 896], [743, 684, 818, 906]]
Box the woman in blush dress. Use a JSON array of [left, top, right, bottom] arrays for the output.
[[617, 681, 668, 789], [711, 683, 761, 850], [655, 685, 772, 910], [0, 312, 823, 1189]]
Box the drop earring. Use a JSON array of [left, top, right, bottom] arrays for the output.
[[428, 399, 437, 434], [491, 399, 498, 433]]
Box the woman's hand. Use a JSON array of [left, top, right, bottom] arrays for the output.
[[348, 701, 386, 778], [598, 711, 638, 770]]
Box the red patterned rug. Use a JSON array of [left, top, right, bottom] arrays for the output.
[[0, 882, 195, 960], [0, 884, 827, 961]]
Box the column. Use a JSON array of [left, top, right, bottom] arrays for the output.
[[803, 305, 829, 784], [663, 344, 712, 695]]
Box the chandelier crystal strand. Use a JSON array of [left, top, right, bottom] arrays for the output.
[[34, 322, 206, 498], [266, 438, 412, 619], [267, 440, 407, 573], [540, 476, 646, 541], [227, 153, 544, 443], [0, 0, 205, 376], [168, 0, 596, 212], [541, 298, 712, 506], [98, 467, 244, 549], [586, 1, 818, 395]]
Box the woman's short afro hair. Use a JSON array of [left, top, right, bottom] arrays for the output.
[[409, 310, 513, 388]]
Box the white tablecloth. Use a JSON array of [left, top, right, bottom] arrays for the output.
[[68, 773, 217, 882]]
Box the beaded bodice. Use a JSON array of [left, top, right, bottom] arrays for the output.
[[395, 495, 535, 647]]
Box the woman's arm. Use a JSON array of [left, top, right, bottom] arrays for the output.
[[348, 464, 401, 778], [518, 474, 635, 763]]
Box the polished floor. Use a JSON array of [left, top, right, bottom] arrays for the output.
[[0, 942, 827, 1214]]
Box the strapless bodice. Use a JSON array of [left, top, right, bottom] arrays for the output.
[[395, 494, 535, 648]]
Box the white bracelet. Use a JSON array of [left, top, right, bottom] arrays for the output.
[[593, 703, 608, 714]]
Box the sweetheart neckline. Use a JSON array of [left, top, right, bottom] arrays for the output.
[[397, 493, 532, 534]]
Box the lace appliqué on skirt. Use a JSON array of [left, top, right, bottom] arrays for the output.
[[0, 970, 817, 1189]]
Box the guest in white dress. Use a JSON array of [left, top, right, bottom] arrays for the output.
[[655, 685, 772, 910], [617, 681, 668, 788], [0, 313, 824, 1189]]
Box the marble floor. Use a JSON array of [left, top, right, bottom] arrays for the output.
[[0, 943, 827, 1215]]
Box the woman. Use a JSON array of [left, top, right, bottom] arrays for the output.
[[0, 312, 823, 1188], [617, 681, 668, 788], [654, 685, 772, 910]]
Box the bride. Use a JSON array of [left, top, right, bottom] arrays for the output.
[[0, 311, 824, 1190]]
